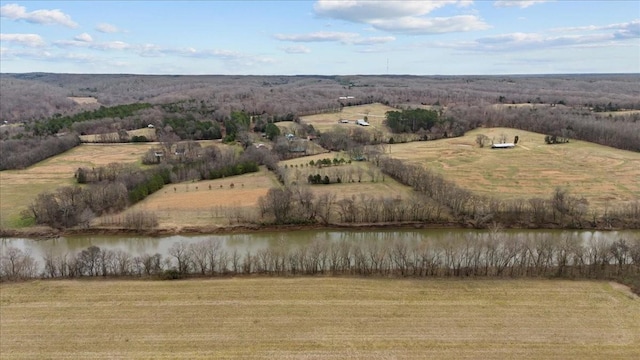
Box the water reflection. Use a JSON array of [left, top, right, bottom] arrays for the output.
[[2, 229, 638, 261]]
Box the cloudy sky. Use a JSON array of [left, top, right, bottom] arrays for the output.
[[1, 1, 638, 75]]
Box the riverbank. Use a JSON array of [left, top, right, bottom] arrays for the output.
[[1, 219, 636, 240]]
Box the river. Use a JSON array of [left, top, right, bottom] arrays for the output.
[[3, 228, 639, 261]]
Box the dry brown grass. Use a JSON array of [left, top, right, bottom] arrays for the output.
[[280, 152, 412, 202], [68, 96, 99, 105], [0, 143, 155, 227], [79, 128, 158, 142], [389, 127, 640, 211], [1, 278, 638, 359], [300, 103, 395, 133], [123, 167, 281, 228]]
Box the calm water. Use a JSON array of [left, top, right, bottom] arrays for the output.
[[2, 228, 639, 260]]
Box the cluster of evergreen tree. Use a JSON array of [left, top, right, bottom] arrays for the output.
[[30, 103, 152, 136], [208, 161, 259, 179], [163, 115, 222, 140], [307, 174, 333, 184], [128, 170, 171, 204], [384, 108, 440, 133]]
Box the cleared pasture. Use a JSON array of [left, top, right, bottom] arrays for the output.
[[280, 152, 412, 202], [79, 127, 157, 142], [122, 167, 281, 228], [389, 127, 640, 211], [299, 103, 395, 133], [0, 143, 155, 228], [1, 278, 638, 359], [68, 96, 99, 105]]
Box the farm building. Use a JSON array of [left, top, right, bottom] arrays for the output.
[[491, 143, 515, 149], [356, 119, 370, 126]]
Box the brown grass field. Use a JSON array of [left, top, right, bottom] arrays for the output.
[[68, 96, 100, 105], [1, 278, 638, 359], [79, 127, 158, 142], [299, 103, 395, 134], [123, 167, 282, 228], [280, 152, 412, 202], [388, 127, 640, 211], [0, 143, 156, 228]]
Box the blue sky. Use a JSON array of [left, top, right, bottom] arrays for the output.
[[1, 1, 638, 75]]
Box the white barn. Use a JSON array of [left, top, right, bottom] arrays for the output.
[[491, 143, 515, 149]]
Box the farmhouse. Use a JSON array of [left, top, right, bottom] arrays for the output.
[[491, 143, 515, 149]]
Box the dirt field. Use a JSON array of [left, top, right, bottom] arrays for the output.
[[0, 143, 155, 228], [1, 278, 638, 359], [388, 127, 640, 211]]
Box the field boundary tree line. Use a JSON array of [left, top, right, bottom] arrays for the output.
[[2, 233, 639, 294], [377, 157, 640, 229], [23, 144, 273, 228], [24, 166, 171, 229], [0, 134, 80, 170]]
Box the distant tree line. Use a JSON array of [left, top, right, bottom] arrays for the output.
[[3, 75, 638, 173], [3, 234, 639, 294], [484, 106, 640, 152]]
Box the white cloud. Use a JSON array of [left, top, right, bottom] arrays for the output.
[[54, 39, 131, 51], [0, 47, 52, 60], [133, 45, 275, 68], [95, 23, 121, 33], [274, 31, 395, 46], [438, 21, 639, 52], [60, 52, 98, 62], [74, 33, 93, 42], [274, 31, 359, 42], [282, 45, 312, 54], [0, 33, 46, 47], [0, 3, 78, 28], [493, 1, 551, 8], [350, 36, 396, 45], [371, 15, 490, 34], [314, 1, 466, 22], [95, 41, 130, 50], [553, 20, 640, 40], [313, 0, 485, 34], [136, 43, 164, 57]]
